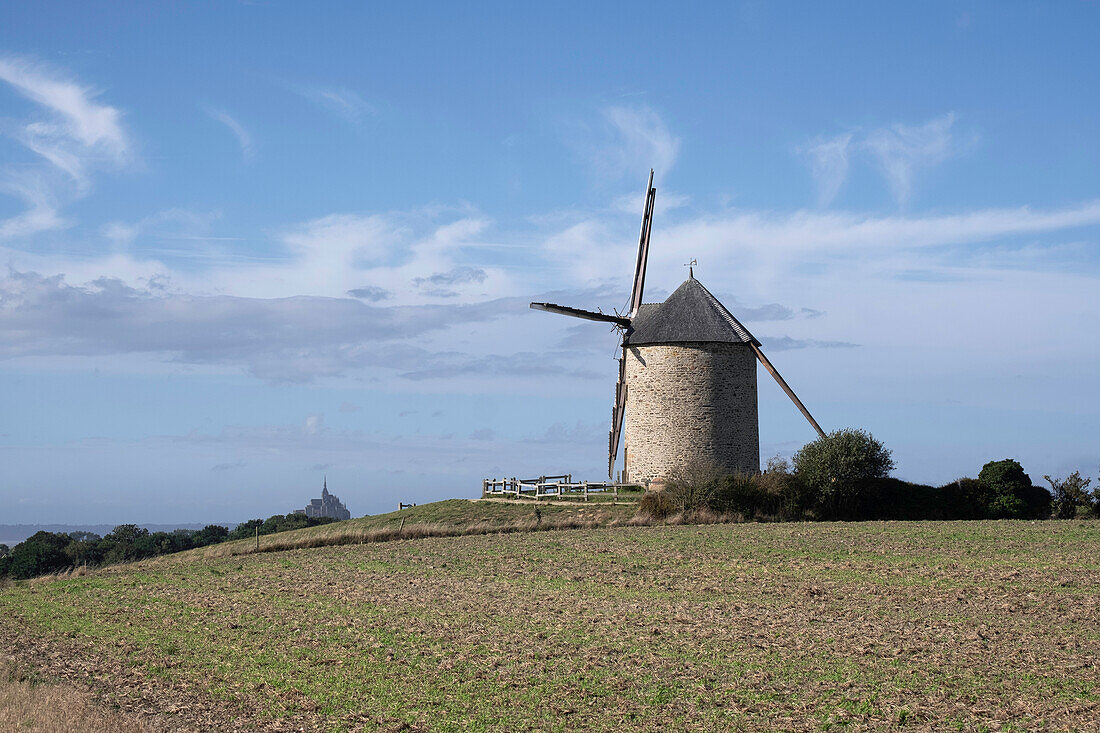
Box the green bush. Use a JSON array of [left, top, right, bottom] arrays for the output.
[[710, 473, 766, 517], [793, 428, 895, 519], [1045, 471, 1092, 519], [869, 478, 949, 520], [978, 460, 1049, 519], [937, 478, 987, 519]]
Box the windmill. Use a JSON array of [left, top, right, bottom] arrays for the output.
[[531, 170, 825, 482]]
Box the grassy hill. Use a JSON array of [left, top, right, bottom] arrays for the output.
[[180, 499, 639, 561], [1, 518, 1099, 731]]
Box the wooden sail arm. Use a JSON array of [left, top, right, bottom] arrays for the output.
[[529, 302, 631, 328], [608, 375, 627, 478], [627, 170, 656, 319]]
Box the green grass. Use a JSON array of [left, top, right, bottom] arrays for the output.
[[1, 520, 1098, 731], [173, 498, 639, 560]]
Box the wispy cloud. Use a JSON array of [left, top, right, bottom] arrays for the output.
[[0, 174, 66, 239], [800, 133, 853, 207], [664, 198, 1100, 258], [288, 83, 374, 123], [0, 56, 129, 161], [864, 113, 956, 205], [574, 105, 680, 183], [799, 113, 959, 207], [206, 108, 254, 161], [0, 56, 132, 238]]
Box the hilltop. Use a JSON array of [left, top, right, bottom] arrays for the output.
[[2, 517, 1098, 731], [173, 498, 639, 562]]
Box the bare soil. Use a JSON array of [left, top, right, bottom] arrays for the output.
[[1, 520, 1098, 731]]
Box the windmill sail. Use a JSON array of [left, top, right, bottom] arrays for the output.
[[528, 170, 661, 479], [608, 354, 627, 477], [528, 302, 631, 327], [627, 169, 657, 318]]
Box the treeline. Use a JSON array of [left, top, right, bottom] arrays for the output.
[[0, 513, 339, 581], [641, 428, 1099, 522]]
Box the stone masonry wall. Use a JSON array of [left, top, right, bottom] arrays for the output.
[[623, 341, 759, 483]]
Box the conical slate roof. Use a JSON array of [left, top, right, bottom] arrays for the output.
[[623, 277, 760, 347]]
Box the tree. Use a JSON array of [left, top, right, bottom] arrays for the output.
[[4, 532, 71, 579], [64, 533, 104, 567], [195, 524, 229, 546], [1094, 465, 1100, 509], [978, 460, 1048, 519], [793, 428, 895, 518], [1045, 471, 1092, 519], [227, 519, 263, 541], [99, 524, 153, 564]]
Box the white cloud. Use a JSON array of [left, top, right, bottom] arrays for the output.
[[604, 106, 679, 177], [0, 174, 66, 239], [0, 269, 534, 383], [0, 56, 128, 158], [574, 105, 680, 183], [101, 208, 225, 250], [662, 199, 1100, 261], [798, 113, 959, 207], [864, 113, 956, 205], [206, 108, 253, 161], [288, 84, 374, 123], [800, 133, 853, 206], [0, 56, 132, 239]]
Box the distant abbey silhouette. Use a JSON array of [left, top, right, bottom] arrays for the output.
[[293, 476, 351, 520]]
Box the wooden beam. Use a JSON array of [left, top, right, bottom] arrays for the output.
[[750, 343, 826, 439], [529, 302, 631, 328]]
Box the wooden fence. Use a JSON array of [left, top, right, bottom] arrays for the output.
[[481, 475, 646, 501]]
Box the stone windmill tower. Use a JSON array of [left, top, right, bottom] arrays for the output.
[[531, 171, 825, 483]]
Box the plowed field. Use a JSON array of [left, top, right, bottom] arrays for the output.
[[2, 520, 1098, 731]]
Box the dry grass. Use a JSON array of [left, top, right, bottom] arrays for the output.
[[165, 499, 641, 562], [0, 659, 150, 733], [1, 520, 1098, 731]]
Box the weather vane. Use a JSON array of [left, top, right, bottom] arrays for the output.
[[684, 258, 697, 277]]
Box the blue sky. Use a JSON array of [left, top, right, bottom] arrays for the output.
[[1, 2, 1098, 523]]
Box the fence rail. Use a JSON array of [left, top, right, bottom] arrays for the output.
[[481, 475, 646, 501]]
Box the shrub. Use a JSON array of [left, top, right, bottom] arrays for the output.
[[937, 478, 987, 519], [978, 460, 1049, 519], [709, 473, 765, 517], [661, 459, 724, 515], [637, 490, 678, 520], [870, 478, 948, 520], [753, 456, 813, 520], [1045, 471, 1092, 519], [793, 428, 895, 519]]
